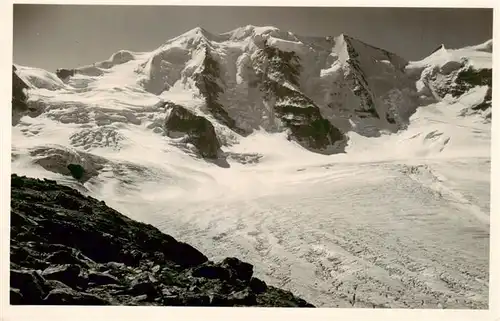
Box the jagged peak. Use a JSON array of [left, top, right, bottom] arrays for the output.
[[157, 25, 292, 50], [183, 26, 211, 36], [164, 26, 220, 46], [332, 33, 408, 69], [221, 25, 283, 41], [431, 44, 446, 54], [341, 34, 400, 56], [336, 33, 361, 45]]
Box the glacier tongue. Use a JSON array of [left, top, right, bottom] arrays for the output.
[[11, 26, 492, 309]]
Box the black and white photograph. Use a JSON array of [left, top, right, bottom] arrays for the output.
[[3, 2, 498, 319]]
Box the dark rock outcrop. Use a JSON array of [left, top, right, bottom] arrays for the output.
[[194, 48, 246, 136], [427, 61, 492, 118], [29, 146, 107, 183], [473, 86, 492, 112], [273, 86, 346, 152], [255, 42, 347, 153], [164, 103, 222, 159], [342, 36, 380, 119], [10, 174, 314, 307], [56, 69, 76, 80], [12, 65, 31, 124], [67, 163, 85, 180], [450, 66, 492, 98], [12, 66, 29, 112], [431, 44, 446, 54], [339, 35, 419, 131], [453, 67, 492, 112]]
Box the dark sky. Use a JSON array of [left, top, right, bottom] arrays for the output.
[[13, 5, 493, 72]]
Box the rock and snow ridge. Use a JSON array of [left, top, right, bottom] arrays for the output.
[[11, 26, 492, 308], [13, 26, 492, 157], [406, 38, 492, 117]]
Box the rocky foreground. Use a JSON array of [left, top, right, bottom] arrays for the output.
[[9, 174, 314, 307]]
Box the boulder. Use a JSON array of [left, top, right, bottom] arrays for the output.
[[192, 264, 231, 281], [249, 277, 268, 294], [43, 287, 110, 305], [45, 279, 73, 290], [88, 271, 121, 286], [10, 288, 24, 304], [67, 163, 85, 180], [227, 288, 257, 306], [10, 269, 48, 304], [127, 272, 159, 298], [42, 264, 82, 289], [220, 257, 254, 282], [45, 249, 93, 268]]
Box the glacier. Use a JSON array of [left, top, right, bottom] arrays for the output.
[[11, 26, 492, 308]]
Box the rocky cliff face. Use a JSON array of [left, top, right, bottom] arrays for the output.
[[252, 41, 347, 153], [56, 68, 76, 81], [193, 47, 245, 135], [10, 174, 314, 307], [164, 102, 222, 159], [318, 34, 420, 136], [406, 41, 492, 120], [12, 65, 30, 124]]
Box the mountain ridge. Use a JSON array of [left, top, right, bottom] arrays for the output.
[[12, 26, 492, 160]]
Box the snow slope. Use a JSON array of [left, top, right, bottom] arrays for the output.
[[11, 27, 492, 309]]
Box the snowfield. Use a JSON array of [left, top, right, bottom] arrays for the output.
[[91, 98, 490, 309], [11, 27, 491, 309]]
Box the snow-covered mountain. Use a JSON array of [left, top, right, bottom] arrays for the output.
[[11, 26, 492, 308], [12, 26, 492, 158]]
